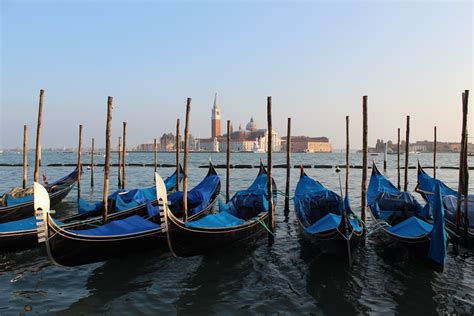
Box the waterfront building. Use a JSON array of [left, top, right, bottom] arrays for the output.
[[281, 136, 332, 153]]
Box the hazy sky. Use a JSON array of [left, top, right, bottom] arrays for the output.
[[1, 0, 472, 150]]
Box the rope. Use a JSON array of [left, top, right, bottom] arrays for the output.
[[257, 218, 275, 236]]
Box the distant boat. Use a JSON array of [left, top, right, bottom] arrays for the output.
[[370, 153, 379, 156]]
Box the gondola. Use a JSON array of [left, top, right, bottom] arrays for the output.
[[34, 165, 221, 266], [368, 162, 446, 270], [2, 163, 218, 254], [162, 162, 276, 258], [0, 167, 79, 223], [416, 163, 473, 244], [294, 167, 364, 261]]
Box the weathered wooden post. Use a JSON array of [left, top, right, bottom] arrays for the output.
[[463, 91, 470, 244], [455, 92, 467, 241], [404, 116, 410, 192], [267, 96, 275, 244], [226, 120, 231, 203], [122, 122, 127, 189], [433, 126, 437, 179], [183, 98, 192, 222], [103, 96, 113, 224], [22, 125, 28, 189], [397, 128, 401, 190], [34, 89, 44, 182], [361, 96, 368, 223], [154, 138, 158, 175], [383, 143, 387, 171], [284, 117, 291, 217], [91, 138, 95, 187], [118, 137, 122, 188], [345, 116, 350, 198], [176, 118, 180, 192], [77, 124, 83, 200]]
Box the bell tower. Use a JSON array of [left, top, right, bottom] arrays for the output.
[[211, 93, 221, 138]]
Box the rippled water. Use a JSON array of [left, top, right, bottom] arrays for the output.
[[0, 152, 473, 315]]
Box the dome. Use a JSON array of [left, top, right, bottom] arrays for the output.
[[246, 117, 257, 131]]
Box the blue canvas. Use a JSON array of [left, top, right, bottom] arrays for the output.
[[428, 183, 447, 266], [185, 211, 245, 228], [68, 215, 160, 236]]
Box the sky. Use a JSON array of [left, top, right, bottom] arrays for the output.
[[1, 0, 472, 150]]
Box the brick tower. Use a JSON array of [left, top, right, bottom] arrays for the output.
[[211, 93, 221, 138]]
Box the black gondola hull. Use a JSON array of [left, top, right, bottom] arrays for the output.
[[166, 212, 269, 257], [46, 218, 167, 266], [297, 220, 362, 258]]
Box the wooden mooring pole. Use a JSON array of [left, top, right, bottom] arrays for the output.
[[154, 138, 158, 175], [463, 90, 470, 245], [34, 89, 44, 182], [267, 96, 274, 245], [91, 138, 95, 187], [284, 117, 291, 218], [455, 92, 467, 242], [345, 116, 350, 198], [397, 128, 401, 190], [77, 124, 83, 201], [122, 122, 127, 189], [103, 97, 113, 224], [22, 125, 28, 189], [176, 118, 180, 192], [361, 96, 368, 223], [183, 98, 191, 222], [226, 120, 231, 203], [433, 126, 437, 179], [118, 137, 122, 188], [404, 116, 410, 192]]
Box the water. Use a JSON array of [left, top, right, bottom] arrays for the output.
[[0, 152, 473, 315]]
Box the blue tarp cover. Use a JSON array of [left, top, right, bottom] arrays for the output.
[[349, 218, 363, 233], [417, 166, 473, 230], [305, 213, 341, 234], [387, 216, 432, 237], [294, 175, 342, 227], [428, 183, 447, 266], [368, 165, 428, 220], [218, 171, 271, 220], [168, 174, 220, 215], [294, 173, 362, 236], [0, 216, 63, 233], [443, 195, 474, 229], [188, 169, 271, 229], [184, 211, 245, 228], [5, 194, 33, 206], [77, 169, 180, 214], [69, 215, 160, 236]]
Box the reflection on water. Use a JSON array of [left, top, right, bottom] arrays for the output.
[[0, 152, 473, 314]]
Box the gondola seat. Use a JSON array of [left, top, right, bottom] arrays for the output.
[[387, 216, 432, 238], [69, 215, 160, 236]]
